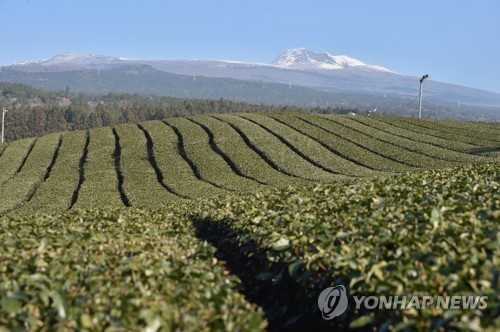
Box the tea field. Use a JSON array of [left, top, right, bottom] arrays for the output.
[[0, 113, 498, 330]]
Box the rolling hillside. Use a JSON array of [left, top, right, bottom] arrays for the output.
[[0, 113, 498, 216], [0, 113, 499, 330]]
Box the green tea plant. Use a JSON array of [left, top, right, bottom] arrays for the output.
[[0, 137, 36, 184], [165, 118, 262, 192], [0, 133, 59, 215], [239, 113, 372, 178], [73, 127, 124, 208], [0, 208, 267, 331]]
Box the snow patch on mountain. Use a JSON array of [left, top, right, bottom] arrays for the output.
[[13, 52, 128, 67], [272, 48, 392, 72]]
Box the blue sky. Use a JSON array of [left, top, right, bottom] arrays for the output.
[[1, 0, 499, 93]]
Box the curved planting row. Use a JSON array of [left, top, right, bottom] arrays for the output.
[[296, 114, 419, 172], [337, 115, 491, 164], [187, 118, 266, 185], [190, 116, 306, 187], [0, 134, 60, 215], [364, 116, 479, 152], [267, 113, 390, 176], [73, 127, 124, 209], [220, 115, 341, 182], [0, 209, 267, 331], [164, 118, 262, 192], [322, 117, 458, 168], [14, 131, 88, 215], [239, 113, 373, 178], [140, 120, 226, 199], [2, 113, 500, 215], [287, 115, 411, 173], [0, 138, 36, 185], [394, 117, 498, 147], [409, 117, 500, 143], [114, 124, 182, 207]]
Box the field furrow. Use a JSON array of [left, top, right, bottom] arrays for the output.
[[395, 117, 496, 147], [217, 114, 338, 181], [369, 116, 479, 152], [113, 128, 131, 207], [164, 118, 262, 192], [138, 124, 190, 199], [0, 133, 60, 215], [73, 127, 124, 209], [295, 114, 419, 172], [69, 130, 90, 209], [267, 113, 385, 176], [291, 115, 413, 173], [186, 118, 266, 185], [237, 114, 347, 176], [0, 143, 6, 158], [321, 115, 454, 168], [140, 120, 226, 198], [0, 138, 36, 184], [114, 124, 181, 207], [194, 116, 309, 186], [212, 116, 311, 182], [339, 116, 491, 164], [414, 117, 500, 143], [14, 131, 88, 215]]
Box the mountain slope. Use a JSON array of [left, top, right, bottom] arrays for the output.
[[272, 48, 391, 72], [3, 49, 500, 119]]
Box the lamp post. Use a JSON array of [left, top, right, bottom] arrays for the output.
[[418, 74, 429, 119], [2, 108, 8, 143]]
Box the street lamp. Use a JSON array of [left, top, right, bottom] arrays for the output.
[[418, 74, 429, 119], [2, 108, 8, 143]]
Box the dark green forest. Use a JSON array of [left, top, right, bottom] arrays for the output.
[[0, 82, 357, 141]]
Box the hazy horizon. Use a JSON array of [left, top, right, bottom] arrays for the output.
[[1, 0, 499, 93]]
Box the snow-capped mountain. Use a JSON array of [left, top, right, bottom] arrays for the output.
[[3, 49, 500, 111], [272, 48, 392, 72], [13, 52, 127, 68]]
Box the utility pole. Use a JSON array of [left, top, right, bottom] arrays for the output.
[[418, 74, 429, 119], [2, 108, 8, 143]]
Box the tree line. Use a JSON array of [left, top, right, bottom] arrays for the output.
[[1, 82, 358, 141]]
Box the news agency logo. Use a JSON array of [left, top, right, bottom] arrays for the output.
[[317, 285, 349, 320], [318, 285, 489, 321]]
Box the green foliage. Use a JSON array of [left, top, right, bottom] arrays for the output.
[[249, 113, 378, 178], [165, 118, 262, 192], [114, 124, 181, 207], [0, 138, 36, 184], [216, 114, 336, 181], [0, 133, 60, 215], [341, 115, 493, 164], [357, 115, 480, 153], [395, 117, 499, 149], [321, 115, 451, 168], [14, 130, 88, 215], [190, 163, 499, 330], [295, 113, 417, 173], [189, 115, 309, 187], [140, 120, 226, 198], [73, 127, 124, 208], [0, 113, 499, 330], [0, 209, 267, 331]]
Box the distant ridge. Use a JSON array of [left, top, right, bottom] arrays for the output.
[[2, 49, 500, 119]]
